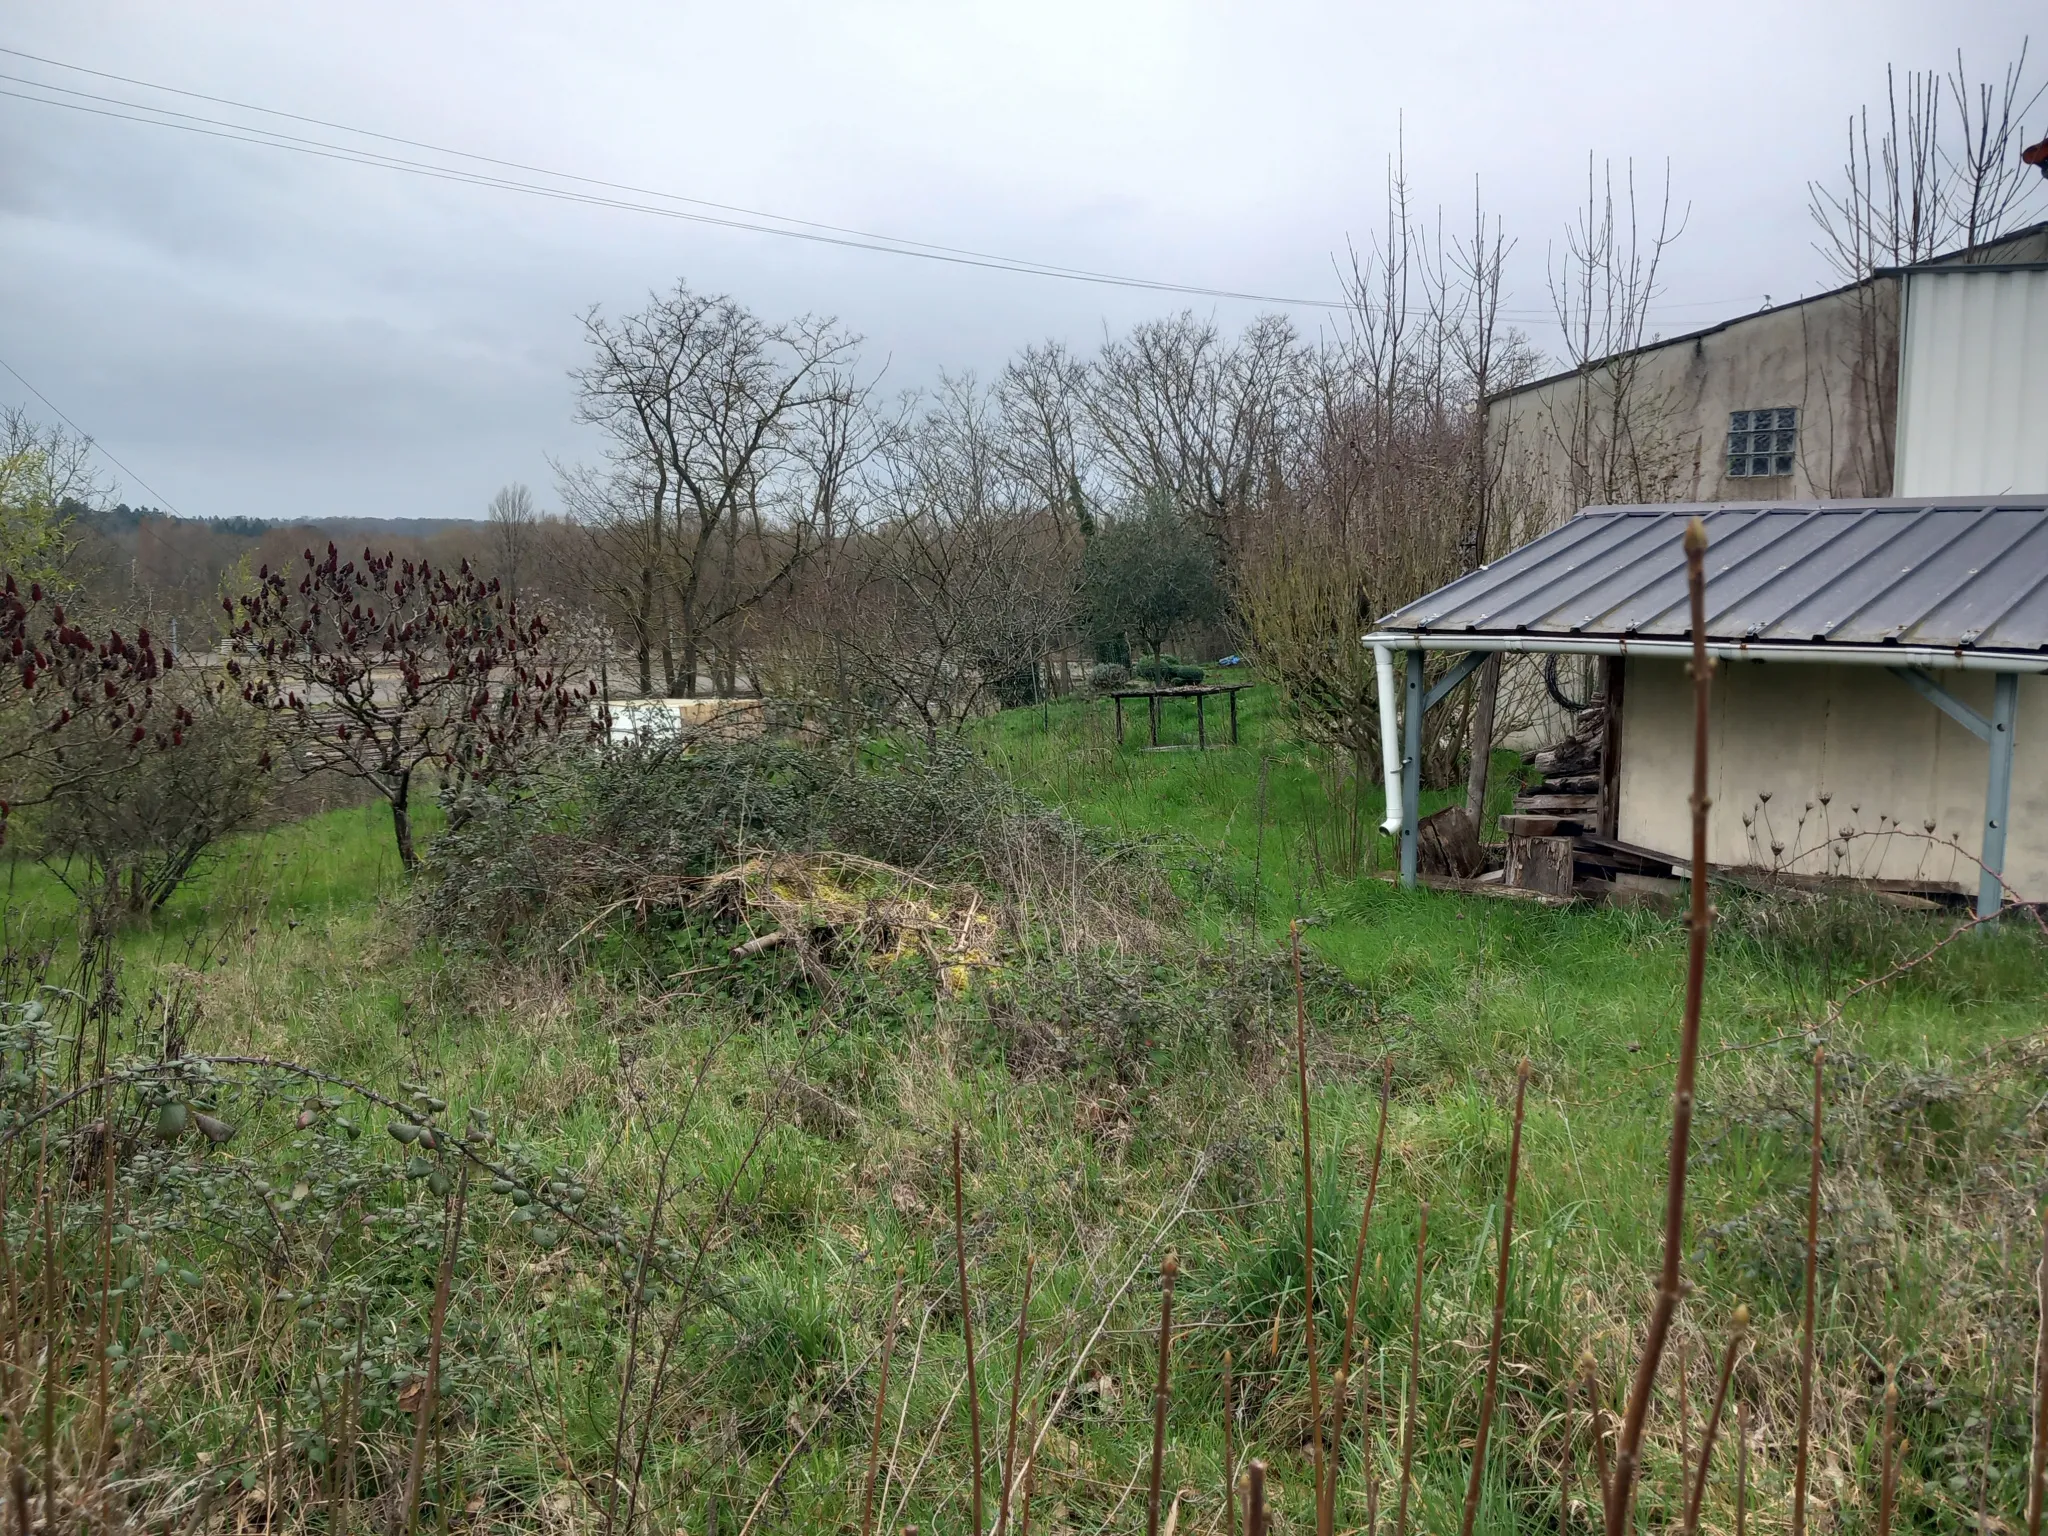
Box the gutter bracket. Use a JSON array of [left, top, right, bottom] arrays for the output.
[[1888, 666, 1993, 741], [1423, 650, 1488, 714]]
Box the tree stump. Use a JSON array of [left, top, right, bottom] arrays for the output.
[[1417, 805, 1485, 878], [1504, 835, 1575, 897]]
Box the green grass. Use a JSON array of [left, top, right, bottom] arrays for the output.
[[2, 704, 2042, 1533]]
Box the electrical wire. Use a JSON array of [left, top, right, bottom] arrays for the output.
[[0, 70, 1355, 310], [0, 46, 1768, 321], [0, 352, 184, 516]]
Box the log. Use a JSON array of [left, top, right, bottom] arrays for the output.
[[1417, 804, 1485, 879], [1504, 835, 1576, 898]]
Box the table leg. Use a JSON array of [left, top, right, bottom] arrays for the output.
[[1114, 695, 1123, 743], [1229, 688, 1239, 744], [1197, 693, 1207, 749], [1149, 694, 1159, 746]]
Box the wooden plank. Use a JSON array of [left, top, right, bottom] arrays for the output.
[[1378, 871, 1572, 906], [1512, 794, 1600, 814], [1498, 813, 1585, 837], [1576, 834, 1683, 874]]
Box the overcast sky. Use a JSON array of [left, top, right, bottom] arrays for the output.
[[1, 2, 2042, 524]]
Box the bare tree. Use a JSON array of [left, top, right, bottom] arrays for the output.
[[996, 340, 1096, 540], [1543, 157, 1690, 518], [1233, 159, 1538, 859], [1805, 47, 2047, 493], [819, 379, 1076, 746], [569, 283, 863, 697], [486, 482, 538, 608], [1088, 312, 1305, 556]]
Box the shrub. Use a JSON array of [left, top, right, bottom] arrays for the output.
[[25, 674, 272, 913], [421, 736, 1160, 954], [1089, 663, 1130, 692], [1132, 656, 1204, 686]]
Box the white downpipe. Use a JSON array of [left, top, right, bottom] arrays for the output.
[[1373, 643, 1403, 833]]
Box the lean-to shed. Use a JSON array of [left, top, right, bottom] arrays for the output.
[[1365, 499, 2048, 915]]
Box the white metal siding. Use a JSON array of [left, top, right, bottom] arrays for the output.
[[1895, 267, 2048, 496]]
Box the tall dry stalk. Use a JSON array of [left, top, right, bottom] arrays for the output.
[[1459, 1059, 1531, 1536], [996, 1253, 1035, 1536], [861, 1273, 905, 1536], [1676, 1341, 1690, 1514], [397, 1161, 468, 1536], [1016, 1413, 1038, 1536], [1791, 1049, 1824, 1536], [1583, 1352, 1612, 1512], [1290, 920, 1328, 1524], [2032, 1196, 2048, 1536], [1560, 1371, 1578, 1532], [1603, 517, 1714, 1536], [1223, 1349, 1237, 1536], [1326, 1053, 1394, 1530], [1247, 1459, 1268, 1536], [1146, 1253, 1178, 1536], [1736, 1401, 1749, 1536], [1878, 1372, 1898, 1536], [1682, 1307, 1748, 1536], [1394, 1201, 1430, 1536], [951, 1125, 985, 1536]]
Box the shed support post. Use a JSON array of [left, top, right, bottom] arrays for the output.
[[1401, 648, 1424, 888], [1978, 671, 2019, 921]]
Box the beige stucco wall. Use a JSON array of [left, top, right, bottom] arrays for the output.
[[1616, 658, 2048, 899], [1487, 226, 2048, 536], [1488, 282, 1901, 534]]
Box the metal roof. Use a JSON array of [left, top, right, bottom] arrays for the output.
[[1374, 499, 2048, 658]]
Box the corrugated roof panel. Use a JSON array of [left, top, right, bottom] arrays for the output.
[[1375, 499, 2048, 656], [1896, 268, 2048, 496]]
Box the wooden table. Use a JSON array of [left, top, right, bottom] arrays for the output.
[[1108, 683, 1251, 748]]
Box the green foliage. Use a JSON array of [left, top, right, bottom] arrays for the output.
[[1132, 655, 1205, 686], [24, 676, 273, 913], [1077, 490, 1224, 661], [0, 423, 78, 587], [0, 674, 2042, 1534], [420, 735, 1129, 954]]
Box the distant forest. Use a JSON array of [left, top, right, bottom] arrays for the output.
[[57, 501, 566, 647]]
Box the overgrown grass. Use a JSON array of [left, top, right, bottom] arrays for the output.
[[0, 702, 2042, 1533]]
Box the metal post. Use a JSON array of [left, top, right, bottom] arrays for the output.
[[1401, 649, 1424, 888], [1978, 671, 2020, 921]]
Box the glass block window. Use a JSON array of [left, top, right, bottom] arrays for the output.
[[1728, 407, 1797, 477]]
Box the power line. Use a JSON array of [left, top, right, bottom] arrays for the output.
[[0, 47, 1766, 322], [0, 353, 184, 515], [0, 68, 1356, 310]]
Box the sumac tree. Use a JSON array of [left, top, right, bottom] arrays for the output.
[[227, 545, 593, 870], [2, 573, 175, 847]]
